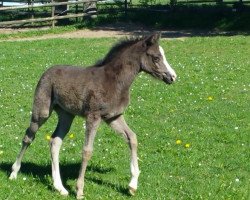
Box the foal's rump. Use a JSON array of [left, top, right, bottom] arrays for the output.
[[31, 67, 54, 122]]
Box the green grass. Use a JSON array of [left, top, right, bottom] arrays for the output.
[[0, 26, 79, 40], [0, 36, 249, 199]]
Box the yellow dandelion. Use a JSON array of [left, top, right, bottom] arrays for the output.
[[176, 139, 182, 145], [69, 133, 74, 139], [185, 143, 191, 148], [207, 96, 213, 101], [46, 135, 51, 141], [0, 150, 3, 155]]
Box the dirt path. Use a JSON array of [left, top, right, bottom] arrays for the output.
[[0, 22, 236, 42], [0, 23, 196, 42], [0, 27, 135, 41]]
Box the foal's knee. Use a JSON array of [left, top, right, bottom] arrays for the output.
[[128, 134, 138, 149], [83, 150, 93, 161]]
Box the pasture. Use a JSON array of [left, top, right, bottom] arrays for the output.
[[0, 35, 249, 199]]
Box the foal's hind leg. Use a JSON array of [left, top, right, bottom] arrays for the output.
[[50, 108, 74, 196], [9, 110, 51, 179], [10, 86, 52, 180], [107, 115, 140, 196]]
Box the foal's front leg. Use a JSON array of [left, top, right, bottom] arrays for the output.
[[108, 115, 140, 195], [76, 114, 101, 199]]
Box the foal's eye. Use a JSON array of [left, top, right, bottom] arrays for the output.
[[153, 56, 160, 63]]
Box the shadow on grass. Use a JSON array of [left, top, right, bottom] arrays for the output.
[[87, 22, 250, 39], [75, 4, 250, 35], [0, 162, 129, 196]]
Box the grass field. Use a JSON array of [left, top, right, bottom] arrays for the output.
[[0, 36, 249, 199]]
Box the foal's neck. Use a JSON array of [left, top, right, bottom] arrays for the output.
[[105, 55, 141, 90]]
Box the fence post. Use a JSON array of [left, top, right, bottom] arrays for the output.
[[75, 0, 79, 22], [84, 0, 97, 19], [125, 0, 128, 18], [51, 0, 55, 28]]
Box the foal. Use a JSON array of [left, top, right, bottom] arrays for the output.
[[10, 33, 177, 199]]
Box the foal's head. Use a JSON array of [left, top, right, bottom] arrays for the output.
[[139, 33, 177, 84]]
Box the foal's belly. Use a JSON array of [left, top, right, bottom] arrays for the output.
[[54, 91, 128, 119]]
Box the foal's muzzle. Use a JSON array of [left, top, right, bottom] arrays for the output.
[[163, 72, 177, 84]]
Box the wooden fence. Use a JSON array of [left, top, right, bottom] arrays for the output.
[[0, 0, 248, 27], [0, 0, 104, 27]]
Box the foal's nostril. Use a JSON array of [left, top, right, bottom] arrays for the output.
[[171, 74, 177, 82], [163, 72, 177, 83]]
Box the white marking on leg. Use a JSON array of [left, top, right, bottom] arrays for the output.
[[9, 161, 21, 180], [9, 142, 29, 180], [109, 115, 140, 193], [50, 137, 68, 196], [159, 46, 177, 81], [129, 161, 140, 190]]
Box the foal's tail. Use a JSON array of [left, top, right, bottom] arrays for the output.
[[31, 71, 54, 125]]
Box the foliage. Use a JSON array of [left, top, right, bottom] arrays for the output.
[[138, 0, 157, 6], [0, 36, 249, 199], [170, 0, 177, 8], [124, 7, 250, 31]]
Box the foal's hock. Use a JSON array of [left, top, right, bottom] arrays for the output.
[[10, 33, 177, 199]]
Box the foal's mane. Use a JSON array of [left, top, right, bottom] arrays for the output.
[[96, 37, 143, 67]]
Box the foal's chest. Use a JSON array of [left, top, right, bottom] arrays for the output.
[[99, 90, 130, 119]]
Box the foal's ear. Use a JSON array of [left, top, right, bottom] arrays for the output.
[[144, 32, 161, 47]]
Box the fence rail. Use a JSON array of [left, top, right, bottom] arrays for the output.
[[0, 13, 89, 25], [0, 0, 96, 11], [0, 0, 102, 27]]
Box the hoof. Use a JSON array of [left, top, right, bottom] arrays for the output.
[[9, 172, 17, 180], [129, 186, 136, 196], [60, 189, 69, 196], [77, 195, 84, 200], [76, 191, 84, 200], [54, 185, 69, 196]]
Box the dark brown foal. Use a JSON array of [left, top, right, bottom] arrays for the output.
[[10, 33, 177, 199]]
